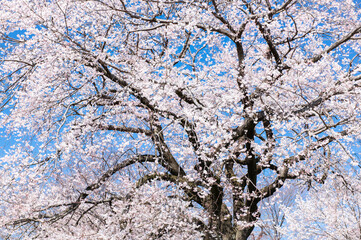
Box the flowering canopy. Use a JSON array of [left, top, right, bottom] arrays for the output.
[[0, 0, 361, 239]]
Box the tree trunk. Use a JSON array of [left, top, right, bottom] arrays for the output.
[[235, 226, 254, 240]]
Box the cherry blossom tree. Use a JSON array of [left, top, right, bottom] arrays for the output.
[[250, 183, 300, 240], [281, 165, 361, 240], [0, 0, 361, 239]]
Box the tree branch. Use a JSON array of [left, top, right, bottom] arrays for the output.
[[136, 172, 205, 205], [86, 155, 157, 191], [95, 123, 152, 136], [311, 25, 361, 63]]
